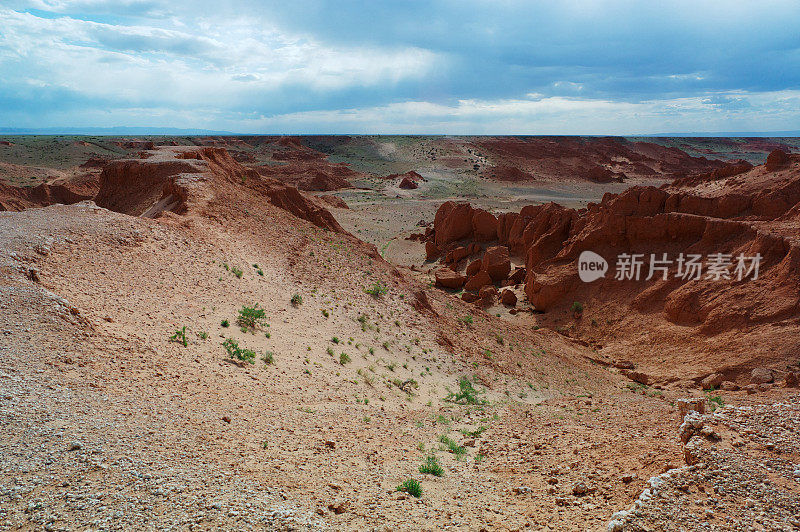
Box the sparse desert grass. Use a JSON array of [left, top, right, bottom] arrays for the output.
[[222, 338, 256, 364], [396, 478, 422, 498], [339, 352, 351, 365], [439, 435, 466, 457], [445, 377, 486, 405], [459, 315, 474, 326], [232, 266, 243, 278], [459, 426, 487, 438], [237, 305, 267, 330], [290, 293, 303, 306], [418, 455, 444, 477], [261, 351, 275, 365], [169, 326, 188, 347], [364, 280, 388, 297]]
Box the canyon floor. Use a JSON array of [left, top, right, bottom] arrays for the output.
[[0, 136, 798, 531]]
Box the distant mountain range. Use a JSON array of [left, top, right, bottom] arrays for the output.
[[0, 126, 799, 137], [640, 131, 800, 137], [0, 127, 234, 136]]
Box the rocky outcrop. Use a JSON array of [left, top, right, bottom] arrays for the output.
[[433, 202, 477, 250], [0, 174, 99, 212], [471, 209, 498, 241], [95, 147, 347, 233], [435, 268, 466, 289], [426, 155, 800, 383], [486, 165, 535, 182], [765, 149, 789, 172], [472, 137, 728, 183], [399, 176, 418, 189], [254, 137, 364, 191], [318, 195, 349, 209], [586, 165, 625, 183], [481, 246, 511, 282]]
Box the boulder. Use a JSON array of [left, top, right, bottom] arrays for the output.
[[464, 270, 492, 292], [765, 149, 789, 172], [435, 268, 466, 289], [509, 267, 526, 284], [750, 367, 774, 384], [433, 202, 474, 248], [623, 370, 651, 385], [471, 209, 498, 241], [425, 241, 439, 261], [677, 398, 706, 421], [481, 245, 511, 282], [479, 285, 498, 305], [721, 381, 739, 391], [700, 373, 725, 390], [446, 246, 469, 264], [500, 289, 517, 307], [466, 259, 482, 277], [461, 292, 480, 303]]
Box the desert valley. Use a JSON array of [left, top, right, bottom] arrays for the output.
[[0, 135, 798, 530]]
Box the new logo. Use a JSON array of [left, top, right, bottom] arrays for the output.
[[578, 251, 608, 282]]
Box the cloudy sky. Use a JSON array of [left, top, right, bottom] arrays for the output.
[[1, 0, 799, 134]]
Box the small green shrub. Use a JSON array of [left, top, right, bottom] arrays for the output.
[[331, 336, 340, 344], [197, 331, 209, 340], [339, 352, 351, 365], [396, 478, 422, 498], [262, 351, 275, 365], [169, 326, 188, 347], [237, 305, 267, 330], [364, 280, 389, 298], [439, 435, 466, 457], [291, 293, 303, 306], [232, 267, 243, 279], [221, 319, 230, 328], [459, 315, 474, 326], [571, 301, 584, 313], [445, 377, 486, 405], [418, 455, 444, 477], [707, 394, 724, 411], [459, 426, 487, 438], [222, 338, 255, 364]]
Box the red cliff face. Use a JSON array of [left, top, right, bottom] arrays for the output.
[[425, 152, 800, 382], [0, 174, 99, 212], [93, 147, 347, 233]]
